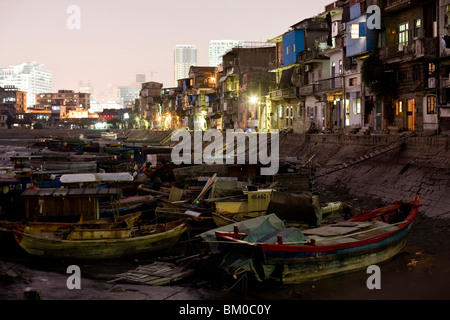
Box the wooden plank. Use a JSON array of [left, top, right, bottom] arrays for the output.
[[303, 226, 361, 237], [168, 187, 184, 202], [192, 174, 217, 204]]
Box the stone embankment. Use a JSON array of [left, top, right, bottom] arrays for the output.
[[278, 133, 450, 219]]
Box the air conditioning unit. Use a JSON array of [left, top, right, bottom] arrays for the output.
[[428, 77, 436, 88], [332, 21, 339, 37]]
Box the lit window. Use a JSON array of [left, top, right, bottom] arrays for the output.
[[351, 24, 360, 39], [399, 22, 409, 45], [353, 99, 361, 114], [427, 95, 435, 114], [278, 106, 283, 118], [396, 100, 403, 115]]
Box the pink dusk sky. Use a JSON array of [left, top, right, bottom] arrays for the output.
[[0, 0, 332, 97]]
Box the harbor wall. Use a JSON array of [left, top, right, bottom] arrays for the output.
[[278, 133, 450, 219]]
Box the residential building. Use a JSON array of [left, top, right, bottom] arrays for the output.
[[114, 84, 141, 108], [343, 0, 378, 131], [377, 0, 438, 133], [0, 62, 52, 108], [174, 45, 197, 86], [269, 16, 330, 133], [187, 66, 217, 130], [138, 81, 163, 128], [438, 0, 450, 132], [219, 46, 276, 131], [35, 90, 90, 110], [0, 85, 27, 114]]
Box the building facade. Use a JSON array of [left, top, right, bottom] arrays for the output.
[[174, 45, 197, 86], [0, 85, 27, 114], [0, 62, 52, 109]]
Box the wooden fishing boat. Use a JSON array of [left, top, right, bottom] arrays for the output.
[[13, 218, 188, 260], [212, 189, 273, 227], [214, 195, 421, 284]]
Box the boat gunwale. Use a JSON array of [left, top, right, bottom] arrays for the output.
[[215, 196, 421, 255], [14, 220, 188, 244]]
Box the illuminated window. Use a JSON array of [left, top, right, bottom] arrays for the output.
[[350, 24, 360, 39], [353, 99, 361, 114], [396, 100, 403, 115], [414, 19, 421, 38], [427, 95, 436, 114], [349, 77, 357, 86], [398, 22, 409, 45]]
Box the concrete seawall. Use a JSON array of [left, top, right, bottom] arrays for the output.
[[278, 133, 450, 219]]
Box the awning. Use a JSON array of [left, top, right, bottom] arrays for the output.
[[279, 68, 294, 89]]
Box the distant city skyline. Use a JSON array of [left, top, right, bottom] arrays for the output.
[[174, 45, 197, 86], [0, 0, 332, 97], [0, 62, 52, 108], [209, 40, 245, 67]]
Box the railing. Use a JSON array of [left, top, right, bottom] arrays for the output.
[[269, 87, 297, 99], [384, 0, 410, 9], [298, 50, 323, 63], [379, 37, 437, 61], [315, 77, 342, 93], [298, 84, 316, 96]]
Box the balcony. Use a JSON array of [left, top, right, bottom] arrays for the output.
[[315, 77, 343, 93], [298, 50, 329, 64], [269, 87, 297, 100], [379, 38, 437, 63], [384, 0, 421, 11], [298, 84, 316, 96]]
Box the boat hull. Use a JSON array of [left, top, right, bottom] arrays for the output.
[[215, 195, 421, 284], [14, 221, 188, 260], [277, 225, 411, 284]]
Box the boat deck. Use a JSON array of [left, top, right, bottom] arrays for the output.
[[302, 221, 399, 246]]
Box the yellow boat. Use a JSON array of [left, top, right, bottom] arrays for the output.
[[213, 189, 273, 227], [13, 219, 188, 260]]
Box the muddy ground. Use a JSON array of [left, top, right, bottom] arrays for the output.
[[1, 195, 449, 301]]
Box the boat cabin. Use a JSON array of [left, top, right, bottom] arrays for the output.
[[21, 187, 121, 222]]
